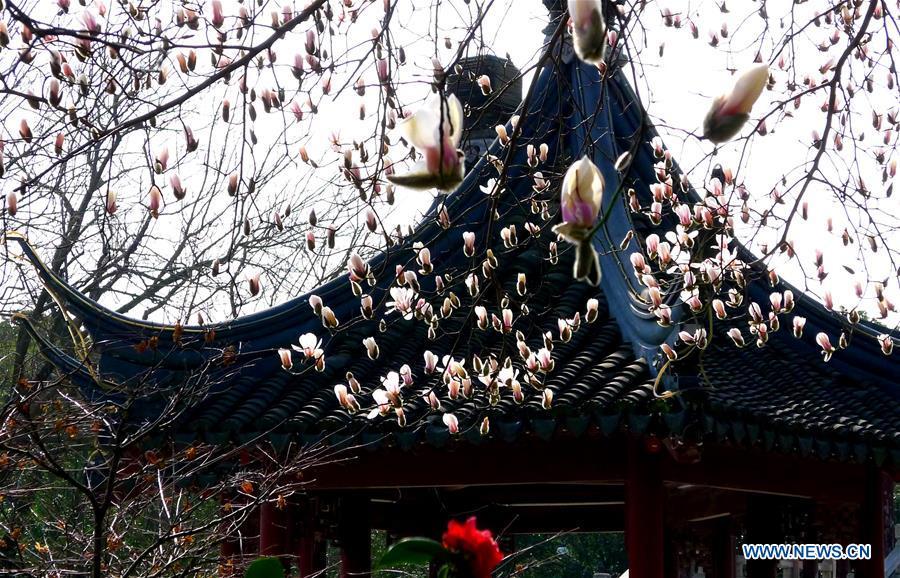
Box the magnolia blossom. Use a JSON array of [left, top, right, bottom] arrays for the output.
[[703, 64, 769, 143], [568, 0, 606, 65], [727, 328, 745, 347], [321, 306, 339, 329], [877, 334, 894, 356], [5, 192, 16, 217], [148, 185, 163, 218], [334, 384, 359, 413], [462, 231, 476, 257], [443, 413, 459, 434], [424, 350, 438, 373], [660, 343, 678, 360], [552, 156, 604, 285], [210, 0, 224, 28], [347, 252, 369, 282], [712, 299, 727, 319], [585, 298, 600, 323], [475, 306, 489, 330], [541, 388, 554, 409], [363, 336, 379, 360], [309, 295, 323, 315], [387, 94, 465, 191], [105, 189, 117, 214], [816, 332, 835, 362], [385, 287, 417, 319], [247, 273, 261, 296], [792, 316, 807, 338]]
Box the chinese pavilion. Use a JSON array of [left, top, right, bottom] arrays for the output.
[[7, 1, 899, 578]]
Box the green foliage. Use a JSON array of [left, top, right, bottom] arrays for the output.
[[245, 557, 286, 578], [512, 533, 627, 578], [377, 537, 449, 569]]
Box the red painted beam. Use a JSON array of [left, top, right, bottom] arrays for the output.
[[304, 437, 627, 489], [301, 437, 867, 504], [625, 438, 664, 578]]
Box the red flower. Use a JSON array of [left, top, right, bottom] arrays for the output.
[[442, 517, 503, 578]]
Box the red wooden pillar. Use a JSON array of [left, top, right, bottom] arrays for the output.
[[220, 530, 239, 576], [260, 500, 291, 568], [239, 503, 261, 562], [297, 498, 327, 578], [219, 497, 241, 577], [712, 517, 736, 578], [625, 437, 664, 578], [338, 495, 371, 578], [857, 467, 891, 578]]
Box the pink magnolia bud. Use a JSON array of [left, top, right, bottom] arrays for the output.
[[728, 328, 745, 347], [703, 64, 769, 143], [424, 350, 438, 374], [558, 156, 604, 229], [170, 174, 185, 200], [443, 413, 459, 434], [19, 119, 32, 143], [363, 337, 379, 360], [712, 299, 727, 319], [148, 185, 163, 218], [278, 348, 293, 370], [477, 74, 492, 95], [184, 126, 198, 152], [816, 332, 834, 361], [104, 189, 117, 214], [568, 0, 606, 65], [83, 10, 100, 35], [792, 316, 806, 338], [495, 124, 509, 145], [541, 388, 553, 409], [347, 252, 368, 282], [462, 231, 475, 257], [210, 0, 224, 28], [54, 133, 64, 156], [155, 147, 169, 173], [877, 334, 893, 356], [5, 191, 17, 217]]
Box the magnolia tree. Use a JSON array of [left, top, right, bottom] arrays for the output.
[[0, 0, 897, 574]]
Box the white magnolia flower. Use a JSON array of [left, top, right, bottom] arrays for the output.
[[388, 94, 465, 191]]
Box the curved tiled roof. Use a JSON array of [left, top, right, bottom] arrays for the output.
[[9, 38, 899, 468]]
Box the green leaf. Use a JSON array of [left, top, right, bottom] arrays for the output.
[[244, 557, 285, 578], [377, 537, 447, 569]]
